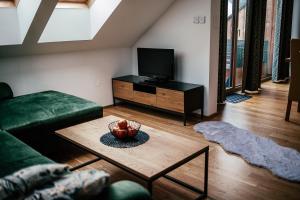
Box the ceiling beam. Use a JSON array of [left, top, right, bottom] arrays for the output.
[[22, 0, 58, 45]]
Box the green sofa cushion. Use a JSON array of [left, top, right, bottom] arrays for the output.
[[0, 91, 102, 133], [102, 181, 150, 200], [0, 130, 53, 178], [0, 82, 13, 101]]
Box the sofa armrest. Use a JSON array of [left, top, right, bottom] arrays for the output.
[[101, 180, 150, 200], [0, 82, 13, 101]]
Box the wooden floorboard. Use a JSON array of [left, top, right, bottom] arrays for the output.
[[49, 81, 300, 200]]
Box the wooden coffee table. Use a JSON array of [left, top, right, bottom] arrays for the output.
[[55, 115, 209, 199]]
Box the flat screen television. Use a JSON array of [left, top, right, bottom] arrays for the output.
[[137, 48, 175, 81]]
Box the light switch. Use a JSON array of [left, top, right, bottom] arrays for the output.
[[193, 16, 206, 24], [193, 16, 200, 24]]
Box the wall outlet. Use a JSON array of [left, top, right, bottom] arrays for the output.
[[199, 16, 206, 24]]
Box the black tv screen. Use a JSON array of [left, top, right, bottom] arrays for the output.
[[138, 48, 174, 80]]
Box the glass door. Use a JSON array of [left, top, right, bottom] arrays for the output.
[[225, 0, 234, 89], [235, 0, 247, 87], [262, 0, 276, 79], [225, 0, 248, 92]]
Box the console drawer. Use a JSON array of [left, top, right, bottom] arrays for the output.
[[133, 91, 156, 106], [113, 80, 133, 100], [156, 88, 184, 113]]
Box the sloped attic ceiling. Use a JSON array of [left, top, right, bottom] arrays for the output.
[[0, 0, 175, 57]]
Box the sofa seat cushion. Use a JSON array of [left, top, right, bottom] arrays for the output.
[[0, 130, 54, 178], [0, 91, 102, 133]]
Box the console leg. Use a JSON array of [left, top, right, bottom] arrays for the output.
[[183, 114, 187, 126], [298, 101, 300, 112], [285, 100, 292, 121], [201, 109, 204, 120], [113, 98, 116, 106]]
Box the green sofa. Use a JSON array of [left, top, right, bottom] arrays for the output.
[[0, 90, 103, 134], [0, 83, 150, 200]]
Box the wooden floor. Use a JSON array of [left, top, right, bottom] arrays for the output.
[[50, 81, 300, 200]]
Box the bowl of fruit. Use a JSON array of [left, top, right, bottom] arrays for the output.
[[108, 119, 141, 139]]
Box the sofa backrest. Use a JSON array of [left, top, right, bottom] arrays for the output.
[[0, 82, 13, 101]]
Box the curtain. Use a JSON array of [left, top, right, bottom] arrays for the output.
[[272, 0, 294, 82], [217, 0, 228, 103], [242, 0, 267, 93]]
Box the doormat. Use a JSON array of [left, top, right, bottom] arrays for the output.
[[226, 93, 252, 103]]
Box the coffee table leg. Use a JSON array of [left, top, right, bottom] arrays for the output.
[[147, 180, 153, 196], [70, 157, 101, 171], [203, 147, 209, 197], [160, 147, 209, 199]]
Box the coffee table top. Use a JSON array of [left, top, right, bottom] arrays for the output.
[[55, 115, 208, 180]]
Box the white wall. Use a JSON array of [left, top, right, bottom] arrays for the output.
[[132, 0, 220, 116], [208, 0, 220, 115], [0, 8, 20, 45], [0, 48, 132, 106]]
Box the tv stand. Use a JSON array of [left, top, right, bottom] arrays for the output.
[[112, 75, 204, 125], [144, 79, 157, 84], [143, 77, 168, 84]]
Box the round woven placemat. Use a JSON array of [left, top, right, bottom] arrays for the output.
[[100, 131, 150, 148]]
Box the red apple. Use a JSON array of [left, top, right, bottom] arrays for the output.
[[117, 120, 128, 129], [113, 127, 118, 132], [115, 129, 127, 139], [112, 127, 119, 137], [112, 127, 119, 134], [127, 126, 138, 137]]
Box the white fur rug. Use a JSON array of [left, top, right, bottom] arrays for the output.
[[194, 121, 300, 182]]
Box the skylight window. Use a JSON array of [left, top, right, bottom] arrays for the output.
[[39, 0, 121, 43], [0, 0, 41, 45], [56, 0, 93, 8], [58, 0, 88, 3]]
